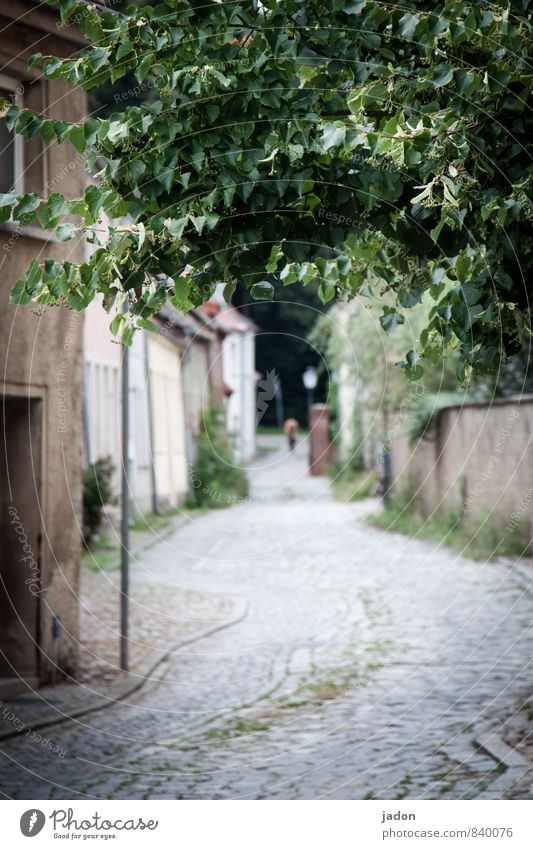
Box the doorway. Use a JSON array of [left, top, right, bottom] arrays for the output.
[[0, 395, 42, 683]]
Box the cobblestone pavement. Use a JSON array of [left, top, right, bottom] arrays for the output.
[[1, 435, 531, 800], [78, 516, 233, 686]]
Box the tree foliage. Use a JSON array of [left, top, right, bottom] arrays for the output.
[[2, 0, 532, 378]]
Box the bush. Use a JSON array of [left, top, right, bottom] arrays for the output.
[[189, 409, 248, 508], [369, 492, 532, 561], [328, 457, 377, 503], [83, 456, 115, 547]]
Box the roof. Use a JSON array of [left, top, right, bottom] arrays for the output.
[[197, 300, 258, 335], [157, 303, 213, 345]]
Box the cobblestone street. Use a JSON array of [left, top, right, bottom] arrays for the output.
[[1, 435, 531, 800]]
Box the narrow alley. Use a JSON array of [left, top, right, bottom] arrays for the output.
[[1, 436, 531, 800]]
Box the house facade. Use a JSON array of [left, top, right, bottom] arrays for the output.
[[84, 295, 259, 522], [0, 2, 87, 689], [84, 300, 190, 517], [198, 300, 258, 465]]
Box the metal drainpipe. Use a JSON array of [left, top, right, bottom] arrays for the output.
[[181, 327, 195, 499], [143, 331, 159, 515], [82, 361, 92, 467], [120, 329, 130, 672]]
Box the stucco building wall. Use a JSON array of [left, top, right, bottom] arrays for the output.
[[391, 397, 533, 542], [0, 4, 87, 684]]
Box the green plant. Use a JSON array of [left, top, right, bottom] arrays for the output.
[[189, 409, 248, 509], [82, 456, 115, 547], [370, 495, 532, 562], [3, 0, 531, 378], [329, 466, 377, 503]]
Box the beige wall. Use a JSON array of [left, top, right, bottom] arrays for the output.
[[148, 334, 189, 509], [0, 10, 87, 683], [391, 397, 533, 542], [182, 339, 211, 435]]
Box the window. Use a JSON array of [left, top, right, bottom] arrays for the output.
[[0, 74, 24, 194]]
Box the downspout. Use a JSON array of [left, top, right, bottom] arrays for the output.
[[82, 360, 92, 466], [120, 327, 130, 672]]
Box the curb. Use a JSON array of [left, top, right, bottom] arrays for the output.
[[472, 721, 532, 799], [0, 597, 249, 742]]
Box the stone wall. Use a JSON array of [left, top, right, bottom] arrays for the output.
[[391, 396, 533, 543], [0, 5, 87, 684]]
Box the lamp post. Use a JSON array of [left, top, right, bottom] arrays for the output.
[[302, 366, 318, 428]]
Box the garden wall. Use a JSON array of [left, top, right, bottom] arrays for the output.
[[391, 396, 533, 543]]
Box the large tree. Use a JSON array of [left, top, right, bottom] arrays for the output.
[[2, 0, 531, 379]]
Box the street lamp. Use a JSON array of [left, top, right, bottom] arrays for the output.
[[302, 366, 318, 427]]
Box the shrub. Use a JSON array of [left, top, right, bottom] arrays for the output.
[[328, 459, 377, 503], [370, 494, 532, 561], [189, 409, 248, 508], [83, 456, 115, 547]]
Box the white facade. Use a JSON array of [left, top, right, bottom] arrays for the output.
[[335, 302, 362, 464], [223, 327, 257, 464], [148, 332, 189, 509], [83, 299, 189, 517]]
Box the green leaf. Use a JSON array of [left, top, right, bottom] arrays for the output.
[[13, 194, 40, 221], [380, 310, 405, 333], [54, 121, 70, 143], [0, 193, 16, 224], [84, 185, 104, 220], [165, 217, 188, 239], [321, 123, 346, 152], [251, 281, 274, 300], [318, 281, 336, 304], [10, 277, 31, 305], [398, 13, 419, 40], [39, 121, 56, 145], [39, 193, 69, 229], [44, 57, 63, 79], [28, 52, 42, 69], [56, 223, 78, 241], [432, 65, 454, 88], [69, 124, 86, 153]]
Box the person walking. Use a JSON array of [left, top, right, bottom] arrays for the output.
[[283, 418, 299, 451]]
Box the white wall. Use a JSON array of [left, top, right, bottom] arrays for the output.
[[222, 330, 256, 464], [148, 333, 189, 509], [84, 299, 189, 517]]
